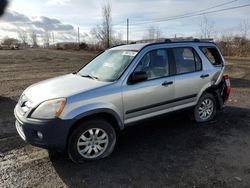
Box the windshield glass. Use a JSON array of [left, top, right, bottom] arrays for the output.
[[78, 50, 138, 81]]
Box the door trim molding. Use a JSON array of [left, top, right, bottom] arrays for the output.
[[125, 94, 197, 114]]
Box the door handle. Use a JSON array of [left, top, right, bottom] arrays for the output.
[[162, 81, 173, 86], [200, 74, 209, 78]]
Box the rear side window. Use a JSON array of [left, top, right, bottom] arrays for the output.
[[200, 47, 222, 66], [173, 47, 202, 74]]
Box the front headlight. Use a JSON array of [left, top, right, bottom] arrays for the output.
[[30, 98, 66, 119]]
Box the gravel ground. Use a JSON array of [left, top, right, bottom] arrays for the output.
[[0, 49, 249, 188]]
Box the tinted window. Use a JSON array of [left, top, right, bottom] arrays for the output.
[[200, 47, 222, 66], [173, 48, 201, 74], [194, 50, 202, 71], [135, 49, 169, 80]]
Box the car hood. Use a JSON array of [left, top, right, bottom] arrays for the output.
[[24, 74, 111, 105]]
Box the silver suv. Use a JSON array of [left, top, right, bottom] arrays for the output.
[[14, 39, 231, 163]]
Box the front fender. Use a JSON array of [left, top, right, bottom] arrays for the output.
[[62, 102, 124, 130]]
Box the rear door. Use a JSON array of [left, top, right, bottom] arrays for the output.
[[171, 47, 208, 107]]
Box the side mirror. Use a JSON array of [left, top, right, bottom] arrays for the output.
[[129, 71, 148, 84]]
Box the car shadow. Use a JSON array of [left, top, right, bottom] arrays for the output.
[[0, 96, 26, 153], [50, 106, 250, 188], [230, 77, 250, 88]]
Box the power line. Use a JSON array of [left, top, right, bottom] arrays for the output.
[[171, 0, 239, 17], [131, 0, 239, 25], [130, 3, 250, 26], [112, 0, 239, 27], [113, 20, 126, 26]]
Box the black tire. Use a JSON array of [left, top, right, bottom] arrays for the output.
[[194, 93, 217, 123], [67, 119, 116, 163], [47, 149, 64, 161]]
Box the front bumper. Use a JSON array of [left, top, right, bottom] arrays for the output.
[[14, 105, 75, 151]]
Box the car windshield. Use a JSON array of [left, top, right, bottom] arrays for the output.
[[78, 50, 138, 82]]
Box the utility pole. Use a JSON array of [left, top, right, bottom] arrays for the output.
[[52, 32, 55, 44], [127, 18, 129, 44], [77, 27, 80, 43]]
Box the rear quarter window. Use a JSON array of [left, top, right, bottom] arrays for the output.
[[200, 47, 223, 66]]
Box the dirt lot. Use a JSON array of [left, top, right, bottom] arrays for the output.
[[0, 49, 250, 188]]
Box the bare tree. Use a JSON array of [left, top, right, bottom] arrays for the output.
[[217, 32, 233, 56], [112, 32, 123, 46], [2, 37, 19, 46], [91, 2, 112, 49], [143, 26, 162, 40], [80, 32, 89, 43], [200, 16, 214, 39], [217, 22, 250, 57], [43, 31, 50, 47], [17, 29, 28, 45], [156, 28, 162, 39], [30, 31, 38, 47], [239, 19, 249, 38]]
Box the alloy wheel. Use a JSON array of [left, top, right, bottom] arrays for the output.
[[198, 98, 214, 120], [77, 128, 109, 159]]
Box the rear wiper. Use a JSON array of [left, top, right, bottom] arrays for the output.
[[81, 74, 99, 80]]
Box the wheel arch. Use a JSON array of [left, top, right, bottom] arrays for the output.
[[66, 109, 123, 150], [198, 81, 224, 110]]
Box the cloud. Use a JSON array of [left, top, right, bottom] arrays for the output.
[[32, 16, 74, 31], [46, 0, 71, 6], [1, 11, 74, 31], [2, 11, 30, 23], [0, 10, 76, 43], [1, 0, 250, 42]]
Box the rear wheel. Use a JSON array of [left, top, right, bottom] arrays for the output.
[[194, 93, 217, 123], [68, 119, 116, 163]]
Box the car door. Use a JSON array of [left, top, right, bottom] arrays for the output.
[[171, 47, 208, 107], [122, 48, 175, 124]]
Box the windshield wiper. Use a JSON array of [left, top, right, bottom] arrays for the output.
[[81, 74, 99, 80]]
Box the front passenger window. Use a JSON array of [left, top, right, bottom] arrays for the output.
[[134, 49, 169, 80]]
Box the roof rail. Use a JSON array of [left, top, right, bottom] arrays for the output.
[[163, 38, 213, 43], [193, 38, 200, 42], [164, 39, 172, 43]]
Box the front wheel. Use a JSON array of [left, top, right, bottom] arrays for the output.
[[68, 119, 116, 163], [194, 93, 217, 123]]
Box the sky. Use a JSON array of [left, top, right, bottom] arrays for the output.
[[0, 0, 249, 44]]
